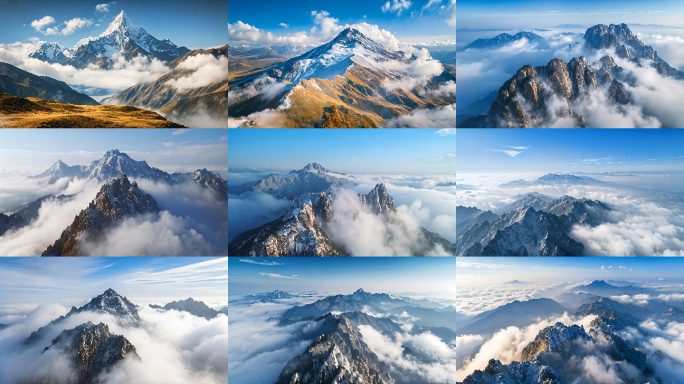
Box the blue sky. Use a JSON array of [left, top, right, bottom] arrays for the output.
[[229, 0, 455, 42], [458, 0, 684, 33], [0, 257, 227, 306], [229, 257, 455, 297], [456, 129, 684, 173], [0, 0, 226, 48], [0, 129, 227, 174], [458, 257, 684, 287], [229, 129, 455, 175]]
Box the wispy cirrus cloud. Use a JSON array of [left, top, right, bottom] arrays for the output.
[[259, 272, 301, 280], [381, 0, 412, 15], [239, 259, 284, 266], [488, 146, 530, 158]]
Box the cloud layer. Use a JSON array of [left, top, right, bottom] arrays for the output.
[[0, 304, 227, 384]]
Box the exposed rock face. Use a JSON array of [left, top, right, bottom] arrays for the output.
[[462, 359, 560, 384], [190, 168, 228, 199], [230, 180, 455, 256], [27, 289, 139, 344], [360, 183, 395, 215], [229, 192, 345, 256], [42, 175, 159, 256], [32, 150, 227, 197], [461, 23, 683, 128], [44, 322, 139, 384], [152, 298, 220, 320], [457, 194, 610, 256], [276, 313, 394, 384], [521, 323, 591, 361], [84, 149, 170, 182], [584, 23, 682, 78], [0, 212, 25, 236], [484, 56, 621, 127], [461, 321, 654, 384], [0, 62, 97, 105], [79, 288, 140, 324]]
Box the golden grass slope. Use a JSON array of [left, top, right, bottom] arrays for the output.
[[0, 94, 184, 128], [240, 65, 449, 128]]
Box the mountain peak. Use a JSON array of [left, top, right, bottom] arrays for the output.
[[335, 27, 363, 39], [361, 183, 396, 215], [103, 10, 135, 36], [584, 23, 638, 50], [302, 163, 328, 173], [354, 288, 367, 294], [104, 148, 123, 156]]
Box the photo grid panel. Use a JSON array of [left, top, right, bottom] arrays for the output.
[[0, 257, 228, 383], [228, 256, 458, 384]]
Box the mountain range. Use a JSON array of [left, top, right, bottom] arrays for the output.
[[229, 164, 454, 256], [2, 150, 226, 256], [462, 32, 543, 51], [228, 27, 455, 128], [457, 280, 682, 383], [2, 10, 224, 127], [456, 192, 611, 256], [0, 62, 97, 105], [30, 11, 189, 69], [14, 289, 223, 383], [459, 23, 683, 127], [150, 297, 221, 320], [104, 44, 228, 126], [236, 289, 456, 384]]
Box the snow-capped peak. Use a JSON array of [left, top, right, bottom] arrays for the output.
[[102, 10, 139, 37]]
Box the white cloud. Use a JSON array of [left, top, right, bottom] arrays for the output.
[[95, 3, 111, 13], [166, 54, 228, 90], [435, 128, 455, 136], [423, 0, 442, 11], [239, 259, 284, 266], [384, 104, 456, 128], [0, 41, 171, 91], [0, 303, 227, 384], [228, 301, 314, 383], [326, 188, 453, 256], [381, 0, 412, 15], [61, 18, 93, 36], [278, 22, 289, 29], [359, 324, 456, 382], [31, 16, 92, 36], [489, 146, 529, 158], [228, 11, 405, 53], [259, 273, 301, 280], [30, 16, 56, 34]]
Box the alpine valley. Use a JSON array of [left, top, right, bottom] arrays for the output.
[[229, 288, 458, 384], [1, 9, 227, 127], [456, 259, 684, 383], [228, 163, 456, 256], [457, 23, 684, 127], [228, 27, 456, 128], [0, 149, 228, 256], [0, 288, 228, 384]]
